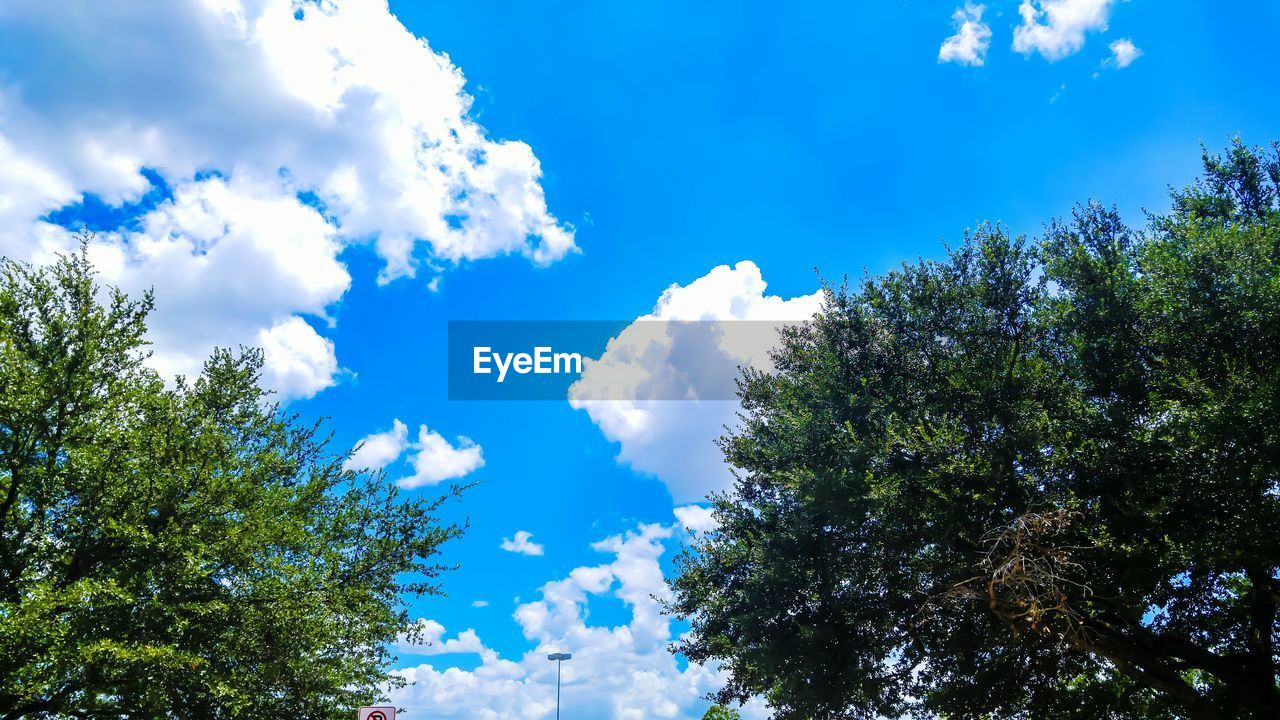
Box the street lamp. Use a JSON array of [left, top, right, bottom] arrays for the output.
[[546, 652, 572, 719]]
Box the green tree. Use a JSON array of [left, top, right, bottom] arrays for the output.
[[702, 705, 743, 720], [0, 248, 465, 718], [668, 141, 1280, 719]]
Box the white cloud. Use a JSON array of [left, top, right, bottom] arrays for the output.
[[1012, 0, 1117, 61], [344, 419, 483, 486], [81, 174, 350, 399], [400, 425, 485, 488], [501, 530, 546, 557], [399, 619, 488, 657], [1107, 37, 1142, 68], [673, 505, 719, 536], [344, 419, 411, 472], [570, 261, 820, 503], [388, 513, 770, 720], [0, 0, 574, 398], [256, 317, 340, 399], [938, 4, 992, 67], [471, 600, 491, 609]]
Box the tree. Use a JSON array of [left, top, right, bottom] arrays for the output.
[[0, 247, 465, 719], [668, 140, 1280, 719], [703, 705, 743, 720]]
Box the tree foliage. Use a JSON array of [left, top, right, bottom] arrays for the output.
[[702, 705, 743, 720], [0, 248, 465, 719], [668, 141, 1280, 719]]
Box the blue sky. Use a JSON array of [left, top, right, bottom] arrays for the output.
[[1, 1, 1278, 717]]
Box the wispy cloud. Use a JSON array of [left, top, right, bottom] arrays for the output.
[[939, 4, 993, 67], [1108, 38, 1143, 68], [1013, 0, 1117, 61]]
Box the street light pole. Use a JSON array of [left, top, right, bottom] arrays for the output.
[[546, 652, 572, 719]]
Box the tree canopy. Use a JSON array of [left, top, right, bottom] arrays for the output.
[[668, 141, 1280, 719], [0, 248, 464, 718]]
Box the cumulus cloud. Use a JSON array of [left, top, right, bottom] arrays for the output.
[[344, 419, 483, 486], [399, 619, 487, 657], [344, 419, 411, 472], [1012, 0, 1117, 61], [78, 173, 350, 399], [388, 514, 769, 720], [1107, 37, 1142, 68], [471, 600, 491, 609], [400, 425, 485, 488], [673, 505, 719, 536], [570, 261, 820, 502], [501, 530, 546, 557], [0, 0, 574, 398], [256, 317, 341, 399], [938, 4, 992, 67]]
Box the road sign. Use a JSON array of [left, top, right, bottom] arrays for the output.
[[359, 707, 395, 720]]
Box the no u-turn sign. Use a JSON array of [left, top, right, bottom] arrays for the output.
[[359, 707, 396, 720]]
